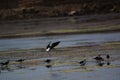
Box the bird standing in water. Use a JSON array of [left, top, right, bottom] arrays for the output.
[[45, 41, 60, 65], [93, 55, 104, 61], [44, 59, 52, 63], [107, 62, 110, 65], [79, 59, 86, 66], [45, 64, 52, 69], [98, 62, 104, 66], [16, 59, 25, 64], [106, 54, 110, 59], [106, 54, 110, 65], [0, 60, 10, 67]]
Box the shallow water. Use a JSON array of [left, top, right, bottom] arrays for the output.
[[0, 59, 120, 80], [0, 51, 120, 80], [0, 32, 120, 51]]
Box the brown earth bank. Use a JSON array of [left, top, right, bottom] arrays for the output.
[[0, 13, 120, 38], [0, 0, 120, 20]]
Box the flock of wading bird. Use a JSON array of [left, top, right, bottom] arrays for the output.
[[0, 41, 111, 71], [44, 41, 111, 68]]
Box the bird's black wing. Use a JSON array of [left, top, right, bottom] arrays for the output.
[[79, 61, 84, 64], [46, 41, 51, 49], [51, 41, 60, 49]]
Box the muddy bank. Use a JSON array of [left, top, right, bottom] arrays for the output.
[[0, 13, 120, 38], [0, 0, 120, 20]]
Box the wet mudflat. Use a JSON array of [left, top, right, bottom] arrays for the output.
[[0, 56, 120, 80], [0, 40, 120, 80], [0, 32, 120, 80]]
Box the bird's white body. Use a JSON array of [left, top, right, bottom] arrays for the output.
[[46, 47, 50, 52], [46, 41, 60, 52]]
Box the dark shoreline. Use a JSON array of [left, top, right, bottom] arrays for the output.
[[0, 0, 120, 20]]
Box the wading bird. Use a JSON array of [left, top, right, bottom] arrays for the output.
[[106, 54, 110, 59], [107, 62, 110, 65], [46, 41, 60, 52], [0, 60, 10, 67], [44, 59, 52, 63], [45, 41, 60, 64], [98, 62, 104, 66], [106, 54, 110, 65], [45, 64, 52, 68], [16, 59, 25, 63], [79, 59, 86, 66], [93, 55, 104, 61]]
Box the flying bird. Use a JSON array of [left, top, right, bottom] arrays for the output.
[[46, 41, 60, 52]]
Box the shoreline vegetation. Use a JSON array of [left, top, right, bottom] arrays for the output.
[[0, 0, 120, 20]]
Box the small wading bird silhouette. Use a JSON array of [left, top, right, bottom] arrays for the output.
[[106, 54, 110, 59], [98, 62, 104, 66], [93, 55, 104, 61], [44, 59, 52, 63], [45, 64, 52, 68], [16, 59, 25, 63], [106, 54, 110, 65], [0, 60, 10, 67], [46, 41, 60, 52], [79, 59, 86, 66], [45, 41, 60, 66], [107, 62, 110, 65]]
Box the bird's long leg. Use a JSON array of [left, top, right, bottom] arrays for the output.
[[46, 51, 52, 63], [47, 51, 51, 57]]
